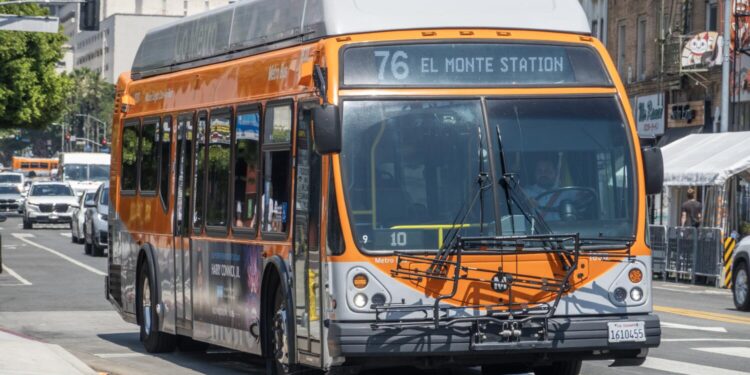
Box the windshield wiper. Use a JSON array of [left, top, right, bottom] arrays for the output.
[[494, 125, 552, 236], [428, 171, 491, 275]]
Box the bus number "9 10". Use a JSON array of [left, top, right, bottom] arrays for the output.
[[374, 50, 410, 81]]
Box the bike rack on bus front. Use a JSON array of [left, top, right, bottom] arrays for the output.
[[372, 233, 582, 348]]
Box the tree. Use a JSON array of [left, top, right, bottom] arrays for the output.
[[0, 2, 71, 130], [62, 68, 115, 138]]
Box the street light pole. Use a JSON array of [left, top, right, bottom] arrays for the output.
[[75, 114, 107, 152], [721, 0, 732, 133]]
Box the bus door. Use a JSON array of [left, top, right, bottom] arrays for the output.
[[292, 104, 324, 367], [173, 114, 194, 331]]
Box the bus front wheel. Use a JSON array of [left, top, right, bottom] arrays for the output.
[[137, 261, 176, 353]]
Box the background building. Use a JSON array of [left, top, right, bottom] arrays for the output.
[[47, 0, 232, 82]]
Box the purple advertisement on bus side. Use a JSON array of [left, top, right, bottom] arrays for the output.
[[193, 241, 262, 330]]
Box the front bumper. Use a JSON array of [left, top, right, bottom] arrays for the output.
[[27, 211, 73, 222], [329, 314, 659, 366]]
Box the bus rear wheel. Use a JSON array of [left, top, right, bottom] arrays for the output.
[[533, 359, 582, 375], [137, 261, 176, 353]]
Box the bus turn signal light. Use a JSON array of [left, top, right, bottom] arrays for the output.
[[353, 274, 369, 289], [629, 269, 643, 284]]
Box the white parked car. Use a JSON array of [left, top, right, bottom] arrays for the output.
[[0, 172, 25, 194], [84, 181, 109, 256], [71, 190, 96, 244], [22, 182, 78, 229], [733, 236, 750, 311], [0, 184, 24, 214]]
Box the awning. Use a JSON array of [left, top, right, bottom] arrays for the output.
[[662, 131, 750, 186], [656, 126, 703, 147]]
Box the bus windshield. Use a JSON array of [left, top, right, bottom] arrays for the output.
[[340, 97, 635, 251]]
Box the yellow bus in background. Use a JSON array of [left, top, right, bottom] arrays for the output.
[[107, 1, 664, 374], [11, 156, 59, 178]]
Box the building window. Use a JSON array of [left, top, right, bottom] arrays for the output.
[[707, 1, 719, 32], [233, 107, 261, 230], [121, 123, 139, 191], [636, 17, 647, 81], [617, 21, 627, 78], [262, 103, 293, 234], [140, 120, 159, 192], [206, 110, 231, 228], [592, 20, 599, 39]]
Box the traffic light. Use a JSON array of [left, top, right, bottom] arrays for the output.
[[80, 0, 100, 31], [101, 137, 107, 147], [65, 132, 71, 142]]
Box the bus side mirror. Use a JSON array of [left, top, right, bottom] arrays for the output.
[[312, 105, 341, 154], [642, 146, 664, 195]]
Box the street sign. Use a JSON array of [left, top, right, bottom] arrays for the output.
[[0, 15, 59, 33]]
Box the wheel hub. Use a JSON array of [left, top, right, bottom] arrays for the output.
[[736, 268, 748, 305], [142, 276, 152, 334]]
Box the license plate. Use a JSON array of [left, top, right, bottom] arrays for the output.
[[49, 215, 58, 220], [607, 321, 646, 343]]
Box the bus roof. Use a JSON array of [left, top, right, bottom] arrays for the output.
[[131, 0, 590, 79], [59, 153, 111, 165]]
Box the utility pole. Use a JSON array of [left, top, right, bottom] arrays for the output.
[[721, 0, 732, 133]]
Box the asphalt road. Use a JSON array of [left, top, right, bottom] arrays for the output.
[[1, 215, 750, 375]]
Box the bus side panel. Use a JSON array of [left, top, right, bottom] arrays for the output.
[[189, 238, 264, 355]]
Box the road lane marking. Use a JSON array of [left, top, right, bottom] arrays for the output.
[[94, 353, 145, 359], [654, 285, 731, 295], [641, 357, 749, 375], [655, 305, 750, 325], [661, 322, 727, 333], [0, 265, 32, 285], [11, 233, 106, 276], [694, 347, 750, 359]]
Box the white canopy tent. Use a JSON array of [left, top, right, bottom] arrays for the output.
[[657, 132, 750, 232], [662, 132, 750, 187]]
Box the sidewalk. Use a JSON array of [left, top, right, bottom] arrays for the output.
[[0, 327, 98, 375]]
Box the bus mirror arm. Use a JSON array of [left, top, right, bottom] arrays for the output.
[[312, 105, 341, 154], [642, 146, 664, 195], [313, 64, 328, 105]]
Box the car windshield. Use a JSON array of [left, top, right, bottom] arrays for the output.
[[0, 186, 20, 194], [340, 98, 635, 251], [0, 175, 21, 183], [30, 184, 74, 196], [99, 188, 109, 205], [64, 164, 109, 181]]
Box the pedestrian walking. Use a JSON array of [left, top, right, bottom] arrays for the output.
[[681, 188, 703, 227]]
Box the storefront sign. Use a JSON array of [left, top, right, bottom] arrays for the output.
[[681, 32, 723, 69], [667, 101, 706, 128], [635, 94, 665, 137]]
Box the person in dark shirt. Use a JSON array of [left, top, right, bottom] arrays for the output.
[[681, 188, 703, 227]]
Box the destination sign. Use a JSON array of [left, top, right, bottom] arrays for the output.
[[343, 43, 610, 87]]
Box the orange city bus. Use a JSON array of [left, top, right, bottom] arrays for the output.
[[12, 157, 59, 177], [106, 1, 664, 374]]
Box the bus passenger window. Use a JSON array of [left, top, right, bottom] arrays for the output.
[[21, 163, 29, 169], [262, 104, 292, 234], [159, 116, 171, 207], [193, 113, 207, 231], [40, 163, 48, 169], [206, 111, 231, 227], [140, 121, 159, 192], [121, 124, 139, 191], [234, 109, 261, 229]]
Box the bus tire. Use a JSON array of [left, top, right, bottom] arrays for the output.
[[733, 261, 750, 311], [533, 359, 582, 375], [137, 260, 176, 353]]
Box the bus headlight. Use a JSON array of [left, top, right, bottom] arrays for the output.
[[353, 293, 368, 308], [630, 287, 644, 302], [613, 287, 627, 302]]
